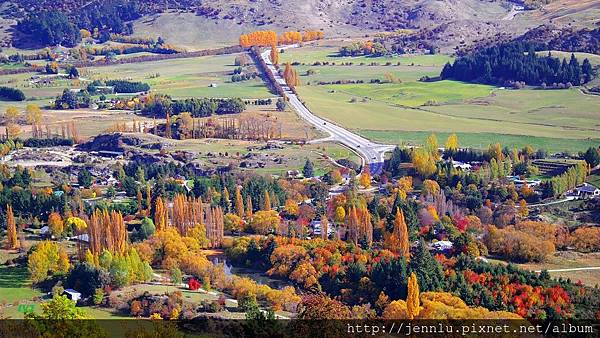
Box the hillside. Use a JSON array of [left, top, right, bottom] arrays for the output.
[[1, 0, 598, 51]]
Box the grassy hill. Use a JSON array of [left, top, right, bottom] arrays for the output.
[[2, 0, 598, 51]]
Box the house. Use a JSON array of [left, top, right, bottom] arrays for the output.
[[311, 220, 335, 237], [431, 240, 453, 252], [507, 176, 542, 189], [286, 170, 303, 179], [63, 289, 82, 302], [68, 234, 89, 243], [451, 161, 472, 171], [39, 226, 50, 237], [574, 183, 600, 199]]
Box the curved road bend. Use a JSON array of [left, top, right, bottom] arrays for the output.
[[259, 47, 395, 175]]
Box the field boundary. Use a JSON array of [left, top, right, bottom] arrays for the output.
[[0, 45, 245, 76]]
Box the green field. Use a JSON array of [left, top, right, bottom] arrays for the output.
[[363, 130, 600, 153], [587, 173, 600, 188], [280, 46, 453, 67], [286, 44, 600, 152], [326, 80, 494, 107], [297, 65, 441, 84], [84, 53, 272, 99], [0, 265, 42, 306], [536, 50, 600, 65], [0, 52, 273, 114]]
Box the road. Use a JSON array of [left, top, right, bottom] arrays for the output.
[[259, 47, 394, 174], [534, 267, 600, 273], [526, 196, 576, 208], [501, 5, 525, 21]]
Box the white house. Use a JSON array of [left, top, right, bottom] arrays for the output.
[[575, 183, 600, 199], [63, 289, 82, 302], [431, 240, 453, 252], [452, 161, 472, 171]]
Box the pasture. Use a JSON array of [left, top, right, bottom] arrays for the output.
[[287, 44, 600, 152], [492, 251, 600, 287], [0, 52, 273, 113], [82, 52, 272, 99], [279, 45, 453, 67]]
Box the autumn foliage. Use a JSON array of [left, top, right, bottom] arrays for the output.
[[283, 63, 300, 89], [239, 30, 277, 47], [88, 209, 128, 256], [5, 204, 19, 249], [239, 30, 324, 47], [385, 208, 410, 259]]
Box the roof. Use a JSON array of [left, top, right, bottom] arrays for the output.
[[64, 289, 81, 296], [577, 184, 600, 193]]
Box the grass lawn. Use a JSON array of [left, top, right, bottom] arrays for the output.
[[586, 173, 600, 188], [361, 130, 600, 153], [0, 52, 273, 115], [294, 80, 599, 153], [0, 265, 43, 316], [491, 251, 600, 287]]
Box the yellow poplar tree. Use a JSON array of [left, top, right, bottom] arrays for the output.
[[270, 44, 279, 65], [406, 272, 420, 319], [519, 199, 529, 218], [426, 133, 440, 161], [359, 165, 371, 188], [245, 195, 253, 219], [445, 133, 459, 153], [234, 186, 244, 217], [47, 211, 64, 238], [334, 206, 346, 224], [320, 214, 329, 240], [386, 208, 410, 260], [154, 197, 168, 231], [263, 190, 271, 211], [6, 205, 19, 249]]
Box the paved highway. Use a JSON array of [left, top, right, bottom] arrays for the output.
[[259, 47, 394, 174]]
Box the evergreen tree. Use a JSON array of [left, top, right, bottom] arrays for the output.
[[409, 239, 445, 291], [303, 158, 314, 178], [583, 147, 600, 168], [582, 59, 593, 83]]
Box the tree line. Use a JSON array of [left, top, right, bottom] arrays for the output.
[[141, 95, 246, 118], [16, 1, 144, 47], [105, 80, 150, 93], [441, 41, 594, 87], [17, 11, 81, 47], [0, 86, 26, 101], [239, 30, 324, 47]]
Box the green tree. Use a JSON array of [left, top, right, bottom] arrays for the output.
[[583, 147, 600, 168], [68, 66, 79, 79], [170, 267, 183, 285], [276, 98, 287, 112], [138, 217, 156, 241], [77, 169, 93, 188], [25, 295, 106, 337], [302, 158, 314, 178], [409, 239, 445, 292]]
